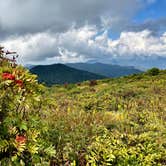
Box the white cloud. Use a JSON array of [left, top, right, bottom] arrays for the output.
[[2, 32, 59, 64], [2, 26, 166, 66], [109, 30, 166, 56]]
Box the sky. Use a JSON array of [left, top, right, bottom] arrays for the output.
[[0, 0, 166, 68]]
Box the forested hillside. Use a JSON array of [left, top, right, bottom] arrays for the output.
[[30, 64, 105, 85]]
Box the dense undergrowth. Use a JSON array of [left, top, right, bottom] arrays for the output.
[[0, 47, 166, 165]]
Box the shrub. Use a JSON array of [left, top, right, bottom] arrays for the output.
[[147, 67, 160, 76], [86, 129, 166, 166], [0, 47, 55, 165], [89, 80, 97, 87], [77, 82, 81, 86]]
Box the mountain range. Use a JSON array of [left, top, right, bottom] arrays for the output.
[[30, 63, 105, 86], [66, 63, 141, 78], [30, 63, 142, 86], [94, 55, 166, 70]]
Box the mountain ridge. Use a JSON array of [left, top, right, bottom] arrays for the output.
[[30, 63, 106, 86], [66, 62, 142, 77]]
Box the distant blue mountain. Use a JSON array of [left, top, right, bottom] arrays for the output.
[[88, 55, 166, 70], [66, 63, 142, 77]]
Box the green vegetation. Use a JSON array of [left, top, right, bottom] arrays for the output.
[[45, 70, 166, 165], [0, 47, 166, 165], [0, 47, 55, 165], [147, 67, 160, 76]]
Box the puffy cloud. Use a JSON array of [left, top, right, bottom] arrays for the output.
[[108, 30, 166, 56], [2, 26, 166, 68]]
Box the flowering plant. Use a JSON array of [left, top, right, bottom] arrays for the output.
[[0, 46, 55, 165]]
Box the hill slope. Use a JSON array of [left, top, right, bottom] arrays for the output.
[[30, 63, 106, 85], [66, 62, 142, 77], [43, 70, 166, 165]]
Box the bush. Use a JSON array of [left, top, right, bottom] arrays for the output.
[[86, 131, 166, 166], [147, 67, 160, 76], [89, 80, 97, 87], [0, 47, 55, 165]]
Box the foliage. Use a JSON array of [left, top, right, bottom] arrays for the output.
[[1, 46, 166, 165], [89, 80, 98, 87], [0, 47, 55, 165], [147, 67, 160, 76], [45, 68, 166, 165]]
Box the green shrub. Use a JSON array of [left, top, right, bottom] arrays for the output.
[[86, 129, 166, 166], [147, 67, 160, 76], [0, 47, 55, 165]]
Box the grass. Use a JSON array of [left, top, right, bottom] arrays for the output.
[[41, 70, 166, 165]]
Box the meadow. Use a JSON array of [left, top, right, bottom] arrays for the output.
[[0, 48, 166, 165]]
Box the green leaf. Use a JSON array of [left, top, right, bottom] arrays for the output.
[[19, 122, 28, 131]]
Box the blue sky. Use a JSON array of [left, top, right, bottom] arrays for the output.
[[1, 0, 166, 68], [108, 0, 166, 39], [135, 0, 166, 21]]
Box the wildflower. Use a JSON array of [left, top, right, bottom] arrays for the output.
[[15, 135, 26, 144], [15, 79, 23, 87], [2, 73, 15, 80]]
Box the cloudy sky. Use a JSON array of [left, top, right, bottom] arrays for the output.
[[0, 0, 166, 68]]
